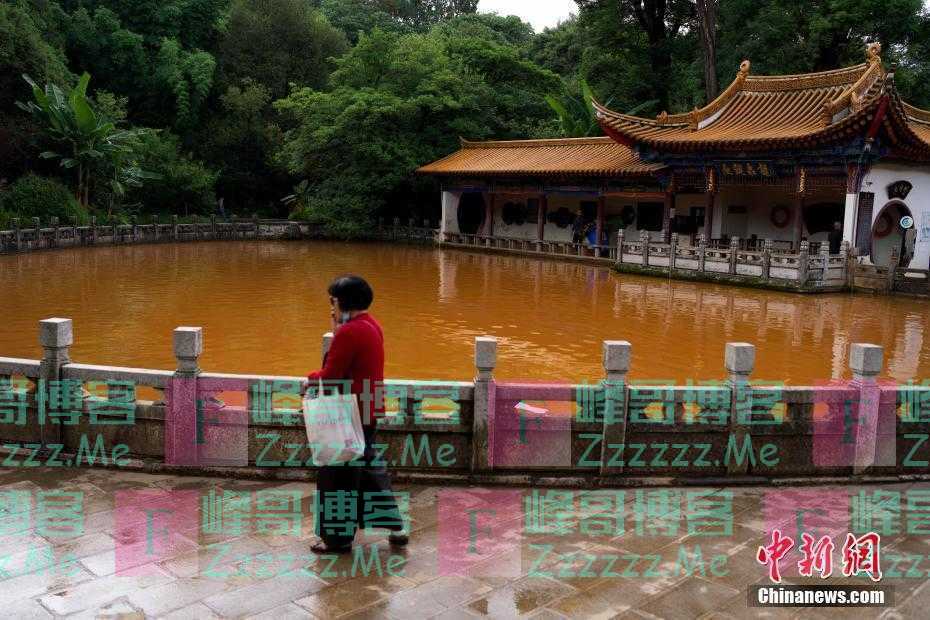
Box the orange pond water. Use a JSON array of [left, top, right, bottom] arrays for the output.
[[1, 240, 928, 384]]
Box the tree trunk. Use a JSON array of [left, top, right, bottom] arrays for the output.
[[647, 33, 672, 111], [625, 0, 679, 112], [76, 165, 84, 206], [696, 0, 718, 103]]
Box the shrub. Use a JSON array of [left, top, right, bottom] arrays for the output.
[[6, 174, 89, 225], [127, 131, 218, 215]]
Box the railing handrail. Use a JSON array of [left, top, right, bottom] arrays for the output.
[[0, 356, 41, 377]]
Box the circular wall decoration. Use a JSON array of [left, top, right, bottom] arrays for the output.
[[457, 193, 485, 234], [547, 207, 574, 228], [770, 204, 791, 228], [501, 202, 527, 226], [873, 212, 894, 238], [501, 202, 517, 225]]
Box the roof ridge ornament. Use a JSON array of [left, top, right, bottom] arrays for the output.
[[867, 42, 882, 64], [689, 58, 751, 130]]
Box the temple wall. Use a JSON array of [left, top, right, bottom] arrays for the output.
[[861, 163, 930, 270], [485, 194, 668, 244], [673, 194, 707, 242], [717, 186, 845, 245], [490, 194, 538, 240], [606, 197, 664, 243], [544, 194, 585, 242]]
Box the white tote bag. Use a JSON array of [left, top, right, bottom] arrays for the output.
[[302, 378, 366, 466]]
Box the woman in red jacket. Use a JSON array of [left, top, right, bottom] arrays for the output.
[[306, 275, 407, 553]]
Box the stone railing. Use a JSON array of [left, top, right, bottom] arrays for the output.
[[2, 319, 926, 486], [441, 231, 852, 292], [0, 215, 324, 254], [0, 216, 441, 254], [893, 267, 930, 297], [371, 217, 439, 244]]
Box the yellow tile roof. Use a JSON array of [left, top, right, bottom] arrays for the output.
[[418, 45, 930, 176], [594, 44, 930, 159], [416, 136, 664, 177]]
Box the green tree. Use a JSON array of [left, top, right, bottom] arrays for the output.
[[217, 0, 348, 100], [66, 7, 147, 100], [198, 79, 285, 210], [377, 0, 479, 30], [155, 38, 216, 132], [0, 2, 74, 177], [0, 2, 72, 106], [59, 0, 227, 49], [531, 18, 584, 77], [126, 130, 218, 216], [320, 0, 412, 44], [63, 4, 217, 132], [576, 0, 696, 112], [275, 23, 559, 236], [717, 0, 926, 76]]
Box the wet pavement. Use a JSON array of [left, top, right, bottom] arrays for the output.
[[0, 467, 927, 619]]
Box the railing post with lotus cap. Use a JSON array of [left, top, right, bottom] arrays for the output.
[[165, 326, 203, 466], [725, 342, 755, 475], [600, 340, 630, 477], [39, 318, 73, 447], [849, 343, 884, 474], [473, 336, 497, 473]]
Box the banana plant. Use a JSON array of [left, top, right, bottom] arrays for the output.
[[546, 78, 658, 138], [16, 73, 149, 207], [281, 179, 312, 215]]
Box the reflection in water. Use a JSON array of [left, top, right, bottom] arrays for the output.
[[1, 240, 928, 384]]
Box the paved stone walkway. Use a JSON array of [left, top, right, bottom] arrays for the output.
[[0, 467, 926, 619]]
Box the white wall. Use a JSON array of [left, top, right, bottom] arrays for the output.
[[490, 195, 538, 240], [440, 190, 461, 235], [859, 163, 930, 269], [606, 196, 665, 243], [479, 193, 670, 244], [716, 186, 844, 244]]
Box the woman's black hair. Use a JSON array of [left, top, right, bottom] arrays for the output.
[[328, 275, 374, 311]]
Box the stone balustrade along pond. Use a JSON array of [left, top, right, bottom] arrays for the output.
[[3, 215, 927, 295], [1, 319, 927, 486]]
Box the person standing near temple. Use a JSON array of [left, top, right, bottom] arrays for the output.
[[828, 221, 843, 255], [571, 209, 585, 244], [304, 275, 408, 553]]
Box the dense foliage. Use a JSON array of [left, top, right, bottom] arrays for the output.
[[2, 0, 929, 236]]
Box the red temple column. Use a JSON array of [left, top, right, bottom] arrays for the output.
[[793, 196, 805, 250], [663, 191, 676, 243], [794, 168, 806, 250], [705, 193, 716, 243], [485, 193, 495, 237], [595, 196, 606, 256], [536, 195, 546, 241], [704, 168, 716, 243]]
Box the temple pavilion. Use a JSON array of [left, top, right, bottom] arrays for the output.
[[418, 44, 930, 270]]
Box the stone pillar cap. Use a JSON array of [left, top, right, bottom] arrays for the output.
[[725, 342, 755, 374], [850, 343, 882, 376], [40, 318, 73, 348], [475, 336, 497, 370], [603, 341, 631, 373], [173, 327, 203, 358]]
